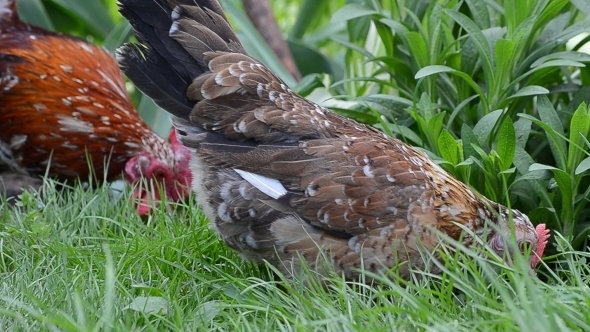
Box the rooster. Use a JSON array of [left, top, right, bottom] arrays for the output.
[[117, 0, 550, 281], [0, 0, 191, 215]]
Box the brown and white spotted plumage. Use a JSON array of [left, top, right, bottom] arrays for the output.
[[0, 0, 191, 215], [117, 0, 549, 281]]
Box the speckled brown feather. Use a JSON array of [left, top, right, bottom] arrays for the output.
[[118, 0, 546, 281]]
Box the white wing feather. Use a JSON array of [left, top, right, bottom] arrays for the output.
[[234, 169, 287, 199]]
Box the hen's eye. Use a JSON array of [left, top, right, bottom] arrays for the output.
[[154, 169, 165, 179], [519, 240, 533, 253]]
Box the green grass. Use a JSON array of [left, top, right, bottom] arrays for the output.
[[1, 183, 589, 331]]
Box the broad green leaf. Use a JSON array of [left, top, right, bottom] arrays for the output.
[[473, 110, 503, 146], [294, 74, 323, 96], [415, 65, 489, 113], [415, 65, 455, 79], [16, 0, 54, 30], [371, 110, 394, 138], [514, 118, 532, 149], [444, 9, 494, 86], [330, 3, 379, 24], [570, 0, 590, 16], [374, 19, 395, 56], [551, 17, 590, 45], [528, 163, 566, 173], [527, 164, 573, 226], [531, 59, 587, 70], [124, 296, 169, 315], [457, 158, 474, 167], [300, 18, 347, 45], [575, 157, 590, 175], [417, 93, 436, 123], [287, 39, 336, 77], [137, 95, 172, 138], [379, 18, 410, 35], [447, 95, 480, 129], [504, 0, 529, 36], [438, 129, 460, 165], [359, 94, 413, 119], [461, 34, 479, 76], [510, 17, 535, 62], [464, 0, 491, 29], [511, 147, 554, 209], [461, 124, 481, 159], [427, 113, 446, 151], [567, 102, 590, 174], [531, 51, 590, 68], [535, 0, 568, 34], [427, 4, 443, 67], [510, 50, 582, 95], [50, 0, 114, 37], [519, 113, 567, 170], [507, 86, 550, 99], [289, 0, 330, 39], [497, 118, 516, 170], [499, 168, 516, 175], [470, 145, 493, 174], [386, 125, 424, 146], [346, 10, 371, 44], [102, 21, 132, 52], [196, 301, 222, 322], [536, 96, 567, 170], [493, 39, 516, 100], [405, 32, 430, 68], [513, 146, 535, 174], [513, 170, 552, 182]]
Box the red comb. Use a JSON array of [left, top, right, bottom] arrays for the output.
[[531, 224, 550, 267], [169, 128, 179, 144]]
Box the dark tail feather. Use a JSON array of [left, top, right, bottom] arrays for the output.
[[117, 0, 245, 119], [119, 1, 202, 80], [116, 44, 192, 116]]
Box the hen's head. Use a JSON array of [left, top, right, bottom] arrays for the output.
[[487, 207, 550, 269], [124, 130, 192, 216]]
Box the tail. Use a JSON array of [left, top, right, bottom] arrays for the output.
[[117, 0, 246, 120], [118, 0, 331, 148]]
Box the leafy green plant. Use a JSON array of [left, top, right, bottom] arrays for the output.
[[322, 0, 590, 250], [515, 100, 590, 248]]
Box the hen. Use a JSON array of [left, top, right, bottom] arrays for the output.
[[0, 0, 191, 215], [117, 0, 550, 281]]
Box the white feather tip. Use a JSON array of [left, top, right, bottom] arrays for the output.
[[234, 169, 287, 199]]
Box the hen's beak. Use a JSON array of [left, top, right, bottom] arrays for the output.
[[132, 182, 165, 216]]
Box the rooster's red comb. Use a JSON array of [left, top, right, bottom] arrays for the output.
[[531, 224, 550, 267]]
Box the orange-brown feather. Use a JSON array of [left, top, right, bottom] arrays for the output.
[[0, 22, 172, 181]]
